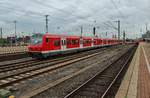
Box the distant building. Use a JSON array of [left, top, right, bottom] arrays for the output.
[[6, 36, 31, 46], [17, 36, 31, 45], [7, 37, 15, 43], [142, 30, 150, 41], [142, 30, 150, 38]]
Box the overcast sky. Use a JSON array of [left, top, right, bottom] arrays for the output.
[[0, 0, 150, 38]]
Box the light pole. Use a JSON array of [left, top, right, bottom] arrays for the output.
[[45, 15, 49, 33], [118, 20, 120, 40], [0, 28, 2, 47], [123, 30, 126, 43], [80, 26, 83, 38], [114, 20, 120, 40], [14, 20, 17, 45], [93, 20, 96, 37]]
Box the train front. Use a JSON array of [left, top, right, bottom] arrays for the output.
[[28, 33, 43, 58]]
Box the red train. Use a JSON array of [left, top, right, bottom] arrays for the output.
[[28, 33, 121, 58]]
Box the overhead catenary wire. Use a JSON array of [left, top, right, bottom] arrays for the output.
[[0, 1, 115, 26], [110, 0, 125, 18], [0, 0, 121, 37]]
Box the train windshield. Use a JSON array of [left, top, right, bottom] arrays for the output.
[[31, 34, 43, 45]]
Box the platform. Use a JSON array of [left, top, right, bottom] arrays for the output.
[[115, 42, 150, 98], [0, 46, 27, 54]]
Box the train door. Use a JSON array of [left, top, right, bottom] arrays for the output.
[[61, 37, 66, 51], [91, 38, 94, 47], [45, 37, 51, 50], [80, 38, 83, 48]]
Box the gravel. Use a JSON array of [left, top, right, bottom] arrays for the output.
[[9, 45, 133, 98]]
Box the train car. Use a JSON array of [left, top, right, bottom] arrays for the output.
[[28, 33, 120, 58], [102, 38, 108, 45], [66, 36, 80, 49], [82, 37, 92, 47], [28, 33, 62, 58], [109, 38, 118, 45]]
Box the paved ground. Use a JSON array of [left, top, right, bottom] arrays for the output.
[[138, 43, 150, 98], [115, 42, 150, 98]]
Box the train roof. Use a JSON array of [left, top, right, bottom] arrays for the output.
[[42, 33, 118, 40], [43, 33, 81, 38]]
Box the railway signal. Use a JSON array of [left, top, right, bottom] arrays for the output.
[[93, 27, 96, 36]]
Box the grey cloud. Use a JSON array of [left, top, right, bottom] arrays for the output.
[[0, 0, 149, 38]]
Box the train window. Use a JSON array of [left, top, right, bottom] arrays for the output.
[[75, 40, 79, 44], [87, 40, 90, 43], [72, 40, 76, 45], [91, 40, 93, 43], [94, 40, 97, 44], [46, 38, 49, 43], [72, 39, 79, 45], [83, 40, 85, 44], [62, 40, 63, 45], [83, 40, 88, 44], [54, 40, 60, 46], [67, 39, 79, 45], [67, 40, 71, 45]]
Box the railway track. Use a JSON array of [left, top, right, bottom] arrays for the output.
[[0, 46, 120, 89], [0, 57, 34, 66], [63, 45, 137, 98], [0, 52, 28, 62], [0, 45, 126, 74], [0, 47, 112, 73], [0, 45, 135, 98], [18, 45, 133, 98]]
